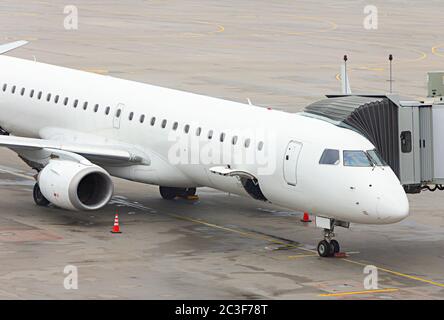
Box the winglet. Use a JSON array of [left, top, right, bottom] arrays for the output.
[[0, 40, 28, 55]]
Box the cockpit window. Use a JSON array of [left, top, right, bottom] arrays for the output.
[[319, 149, 340, 165], [367, 149, 388, 166], [343, 150, 372, 167]]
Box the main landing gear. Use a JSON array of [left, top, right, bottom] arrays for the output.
[[315, 217, 349, 257], [33, 183, 50, 207], [159, 186, 197, 200]]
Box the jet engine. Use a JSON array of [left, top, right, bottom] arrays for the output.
[[38, 160, 113, 211]]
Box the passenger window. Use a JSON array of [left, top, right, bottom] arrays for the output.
[[105, 106, 110, 115], [83, 102, 88, 110], [94, 104, 99, 112], [196, 127, 201, 136], [140, 114, 145, 123], [11, 86, 16, 94], [151, 117, 156, 126], [2, 84, 6, 92], [64, 97, 68, 106], [319, 149, 340, 165], [184, 124, 190, 133], [38, 92, 42, 99], [400, 131, 412, 153], [54, 95, 59, 104], [258, 141, 264, 151], [30, 89, 34, 98], [115, 109, 121, 118], [161, 119, 167, 128], [232, 136, 238, 145], [47, 93, 51, 101], [343, 150, 372, 167], [208, 130, 213, 139], [220, 132, 225, 142], [172, 122, 178, 130], [20, 88, 25, 96], [129, 112, 134, 120], [73, 99, 78, 108], [244, 138, 251, 148]]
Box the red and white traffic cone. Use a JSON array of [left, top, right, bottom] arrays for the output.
[[301, 212, 312, 223], [111, 213, 122, 234]]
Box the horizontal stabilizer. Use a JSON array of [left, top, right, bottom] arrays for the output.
[[0, 40, 28, 55]]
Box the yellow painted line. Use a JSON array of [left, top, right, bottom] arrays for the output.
[[167, 213, 444, 288], [343, 258, 444, 288], [432, 44, 444, 58], [288, 254, 318, 259], [319, 288, 399, 297], [173, 215, 444, 288], [286, 16, 338, 36]]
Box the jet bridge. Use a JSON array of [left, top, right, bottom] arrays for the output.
[[301, 73, 444, 194]]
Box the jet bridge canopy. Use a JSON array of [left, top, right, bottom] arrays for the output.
[[302, 96, 400, 178]]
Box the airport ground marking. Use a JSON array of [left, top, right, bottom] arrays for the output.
[[284, 16, 338, 36], [318, 288, 399, 297], [4, 167, 444, 291], [432, 44, 444, 58], [165, 212, 444, 289], [342, 258, 444, 288]]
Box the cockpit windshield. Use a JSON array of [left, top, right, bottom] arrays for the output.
[[367, 149, 388, 166], [343, 150, 372, 167], [343, 149, 388, 167]]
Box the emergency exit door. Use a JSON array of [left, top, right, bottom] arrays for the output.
[[283, 141, 302, 186]]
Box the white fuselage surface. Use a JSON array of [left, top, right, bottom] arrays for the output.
[[0, 55, 409, 224]]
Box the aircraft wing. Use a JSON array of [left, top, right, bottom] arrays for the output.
[[0, 41, 28, 55], [0, 135, 149, 166]]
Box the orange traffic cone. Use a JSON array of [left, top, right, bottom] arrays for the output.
[[301, 212, 312, 223], [111, 213, 122, 234]]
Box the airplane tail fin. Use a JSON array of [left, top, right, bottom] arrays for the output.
[[0, 40, 28, 55], [340, 64, 352, 95]]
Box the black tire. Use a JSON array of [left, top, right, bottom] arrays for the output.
[[159, 186, 177, 200], [33, 183, 50, 206], [317, 240, 332, 257], [330, 240, 340, 254], [185, 187, 196, 196]]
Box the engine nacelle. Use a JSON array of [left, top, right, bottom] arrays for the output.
[[38, 160, 114, 211]]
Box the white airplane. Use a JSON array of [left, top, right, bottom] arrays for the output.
[[0, 41, 408, 257]]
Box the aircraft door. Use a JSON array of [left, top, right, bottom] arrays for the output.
[[283, 141, 302, 186], [113, 103, 125, 129]]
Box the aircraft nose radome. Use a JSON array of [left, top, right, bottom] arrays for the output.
[[377, 187, 409, 223]]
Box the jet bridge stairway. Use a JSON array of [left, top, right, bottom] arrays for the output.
[[301, 93, 442, 194]]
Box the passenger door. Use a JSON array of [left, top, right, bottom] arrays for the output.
[[283, 141, 302, 186]]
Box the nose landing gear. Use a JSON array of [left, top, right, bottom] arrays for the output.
[[317, 229, 340, 257], [315, 217, 349, 257]]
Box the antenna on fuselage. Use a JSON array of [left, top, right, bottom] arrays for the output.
[[388, 54, 394, 93], [341, 55, 352, 95]]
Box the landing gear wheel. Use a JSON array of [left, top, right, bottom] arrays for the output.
[[33, 183, 50, 207], [185, 187, 196, 196], [317, 240, 332, 257], [330, 239, 340, 254], [159, 186, 178, 200]]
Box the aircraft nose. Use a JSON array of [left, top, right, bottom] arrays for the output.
[[377, 186, 409, 223]]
